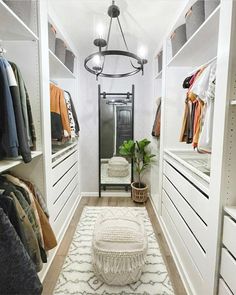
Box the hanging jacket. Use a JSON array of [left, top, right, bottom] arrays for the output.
[[50, 83, 71, 140], [2, 59, 32, 163], [20, 178, 57, 251], [0, 208, 43, 295], [10, 62, 34, 149], [0, 57, 19, 158], [3, 174, 47, 263], [0, 177, 43, 271], [152, 98, 161, 138]]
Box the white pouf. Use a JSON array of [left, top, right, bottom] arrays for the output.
[[107, 157, 129, 177], [92, 208, 148, 286]]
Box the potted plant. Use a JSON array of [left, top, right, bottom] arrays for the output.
[[119, 138, 155, 203]]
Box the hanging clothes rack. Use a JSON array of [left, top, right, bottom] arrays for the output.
[[188, 56, 217, 76]]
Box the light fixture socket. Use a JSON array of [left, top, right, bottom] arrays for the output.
[[92, 66, 102, 72], [138, 59, 148, 65], [93, 38, 107, 48], [108, 2, 120, 18]]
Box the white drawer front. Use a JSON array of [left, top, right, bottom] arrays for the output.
[[162, 205, 204, 295], [220, 248, 236, 294], [52, 150, 78, 185], [223, 216, 236, 258], [163, 161, 209, 223], [162, 190, 206, 277], [163, 176, 207, 251], [218, 279, 233, 295]]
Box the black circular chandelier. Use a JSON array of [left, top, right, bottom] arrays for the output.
[[84, 0, 148, 79]]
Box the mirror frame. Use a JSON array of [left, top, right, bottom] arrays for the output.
[[98, 84, 135, 197]]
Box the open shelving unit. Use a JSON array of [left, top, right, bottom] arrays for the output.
[[0, 151, 43, 173], [167, 5, 220, 67], [0, 0, 38, 41], [49, 49, 76, 79], [150, 1, 236, 294]]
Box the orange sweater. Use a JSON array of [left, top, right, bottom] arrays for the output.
[[50, 83, 71, 137]]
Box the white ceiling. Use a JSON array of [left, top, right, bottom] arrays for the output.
[[49, 0, 186, 56]]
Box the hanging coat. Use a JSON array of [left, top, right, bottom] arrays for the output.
[[0, 208, 43, 295], [0, 57, 19, 158]]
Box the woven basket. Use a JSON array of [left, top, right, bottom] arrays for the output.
[[131, 182, 149, 203]]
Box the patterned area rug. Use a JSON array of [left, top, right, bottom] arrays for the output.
[[54, 207, 174, 295]]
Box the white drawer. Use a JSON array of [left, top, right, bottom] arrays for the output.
[[163, 176, 207, 251], [163, 161, 209, 223], [218, 279, 233, 295], [162, 190, 206, 277], [220, 248, 236, 294], [223, 216, 236, 258], [52, 150, 78, 185]]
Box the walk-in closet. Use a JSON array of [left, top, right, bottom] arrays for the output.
[[0, 1, 236, 295]]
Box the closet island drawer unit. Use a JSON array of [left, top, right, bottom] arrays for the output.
[[218, 279, 233, 295], [163, 159, 209, 223], [222, 215, 236, 258], [220, 248, 236, 294], [51, 148, 79, 236], [161, 156, 210, 293]]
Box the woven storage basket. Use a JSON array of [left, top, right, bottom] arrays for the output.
[[4, 0, 32, 28], [157, 50, 163, 73], [185, 0, 205, 40], [65, 49, 75, 73], [131, 182, 149, 203], [204, 0, 220, 19], [55, 38, 66, 63], [171, 24, 187, 57], [48, 23, 56, 53]]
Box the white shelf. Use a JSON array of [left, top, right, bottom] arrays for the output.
[[225, 206, 236, 221], [164, 149, 210, 183], [0, 0, 38, 41], [167, 5, 220, 67], [0, 151, 43, 173], [155, 70, 162, 79], [51, 141, 78, 162], [49, 50, 76, 79]]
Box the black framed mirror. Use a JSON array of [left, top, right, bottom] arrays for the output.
[[98, 85, 134, 197]]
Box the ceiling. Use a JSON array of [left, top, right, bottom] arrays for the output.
[[49, 0, 186, 56]]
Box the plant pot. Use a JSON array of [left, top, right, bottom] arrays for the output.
[[131, 182, 149, 203]]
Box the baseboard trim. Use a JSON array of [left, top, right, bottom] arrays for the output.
[[81, 191, 131, 197]]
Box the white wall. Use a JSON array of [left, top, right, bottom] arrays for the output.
[[78, 50, 154, 193]]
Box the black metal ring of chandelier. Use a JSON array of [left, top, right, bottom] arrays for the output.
[[84, 50, 145, 78]]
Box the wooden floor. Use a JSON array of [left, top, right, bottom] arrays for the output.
[[42, 197, 187, 295]]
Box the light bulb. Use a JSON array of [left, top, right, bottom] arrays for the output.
[[93, 54, 102, 66], [138, 46, 147, 59], [96, 23, 104, 39]]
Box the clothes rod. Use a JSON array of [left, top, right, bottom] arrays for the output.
[[100, 92, 132, 96], [188, 56, 217, 76]]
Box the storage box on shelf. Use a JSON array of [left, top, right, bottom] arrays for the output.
[[48, 16, 76, 74], [168, 3, 220, 67]]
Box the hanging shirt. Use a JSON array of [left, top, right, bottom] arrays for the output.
[[64, 91, 76, 138], [198, 63, 217, 152]]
